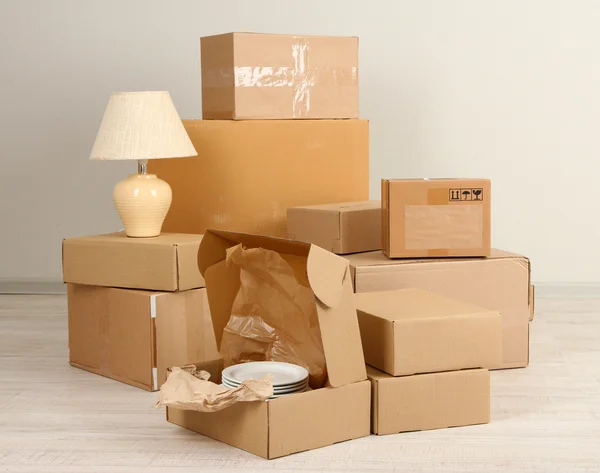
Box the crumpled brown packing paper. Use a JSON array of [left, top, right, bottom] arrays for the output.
[[220, 244, 327, 389], [156, 365, 273, 412]]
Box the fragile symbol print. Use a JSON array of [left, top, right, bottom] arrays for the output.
[[449, 188, 484, 202]]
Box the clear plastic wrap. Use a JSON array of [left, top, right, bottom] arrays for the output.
[[219, 244, 327, 389]]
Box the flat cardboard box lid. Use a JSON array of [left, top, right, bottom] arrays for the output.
[[198, 229, 367, 387]]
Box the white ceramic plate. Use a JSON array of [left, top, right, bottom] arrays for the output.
[[218, 384, 308, 399], [222, 375, 308, 389], [222, 379, 308, 394], [222, 362, 309, 386]]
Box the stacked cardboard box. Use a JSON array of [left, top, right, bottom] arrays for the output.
[[150, 32, 373, 459], [62, 232, 219, 391], [61, 32, 535, 460], [354, 288, 501, 434], [148, 33, 368, 238], [289, 180, 534, 370]]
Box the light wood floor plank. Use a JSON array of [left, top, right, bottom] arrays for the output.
[[0, 292, 599, 472]]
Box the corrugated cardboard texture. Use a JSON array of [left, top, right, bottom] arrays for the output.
[[287, 201, 381, 254], [62, 233, 205, 291], [167, 380, 371, 459], [198, 229, 367, 388], [148, 120, 369, 238], [201, 33, 359, 119], [344, 249, 531, 369], [67, 284, 218, 391], [382, 178, 491, 258], [368, 366, 490, 435], [355, 289, 502, 376]]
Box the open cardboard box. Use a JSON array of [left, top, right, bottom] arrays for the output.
[[165, 230, 371, 459]]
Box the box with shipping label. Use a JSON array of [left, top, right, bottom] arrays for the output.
[[201, 33, 358, 119], [287, 201, 381, 254], [344, 249, 533, 369], [62, 233, 205, 292], [148, 120, 369, 238], [67, 284, 219, 391], [166, 230, 371, 459], [368, 366, 490, 435], [382, 178, 491, 258], [354, 288, 502, 376]]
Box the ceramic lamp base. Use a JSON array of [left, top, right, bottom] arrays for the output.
[[113, 173, 172, 238]]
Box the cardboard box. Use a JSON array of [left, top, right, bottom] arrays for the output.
[[368, 366, 490, 435], [382, 178, 491, 258], [287, 201, 381, 255], [354, 288, 502, 376], [166, 230, 370, 459], [148, 120, 369, 238], [62, 233, 205, 291], [67, 284, 219, 391], [201, 33, 358, 119], [344, 249, 532, 369]]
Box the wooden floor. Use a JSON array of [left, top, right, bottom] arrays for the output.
[[1, 290, 599, 472]]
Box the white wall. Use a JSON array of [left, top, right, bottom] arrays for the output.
[[0, 0, 598, 283]]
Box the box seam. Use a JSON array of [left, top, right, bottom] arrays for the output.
[[174, 245, 181, 291], [266, 399, 271, 459]]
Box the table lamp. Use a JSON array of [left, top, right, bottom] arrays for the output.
[[90, 91, 197, 238]]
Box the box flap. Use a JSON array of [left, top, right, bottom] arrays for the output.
[[198, 229, 366, 388], [306, 245, 348, 308], [200, 230, 348, 308]]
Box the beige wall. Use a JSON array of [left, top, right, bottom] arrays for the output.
[[0, 0, 598, 283]]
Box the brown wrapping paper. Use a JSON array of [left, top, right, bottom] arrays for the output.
[[156, 366, 273, 412], [220, 244, 327, 389]]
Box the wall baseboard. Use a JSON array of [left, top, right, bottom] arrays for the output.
[[0, 280, 598, 297], [0, 279, 66, 295]]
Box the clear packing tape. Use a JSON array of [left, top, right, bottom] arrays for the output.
[[220, 244, 328, 389], [202, 36, 358, 118]]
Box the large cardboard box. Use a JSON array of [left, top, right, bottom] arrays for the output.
[[368, 366, 490, 435], [201, 33, 359, 119], [67, 284, 219, 391], [62, 233, 205, 291], [148, 120, 369, 238], [354, 288, 502, 376], [344, 249, 533, 369], [287, 201, 381, 254], [382, 178, 491, 258], [166, 230, 371, 459]]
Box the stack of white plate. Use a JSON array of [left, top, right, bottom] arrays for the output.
[[222, 361, 309, 398]]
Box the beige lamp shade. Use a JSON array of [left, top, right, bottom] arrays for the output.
[[90, 91, 197, 160]]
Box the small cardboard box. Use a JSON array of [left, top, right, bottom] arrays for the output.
[[62, 233, 205, 291], [201, 33, 358, 119], [354, 288, 502, 376], [344, 249, 532, 369], [382, 178, 491, 258], [67, 284, 219, 391], [166, 229, 371, 459], [287, 201, 381, 255], [368, 366, 490, 435], [148, 120, 369, 238]]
